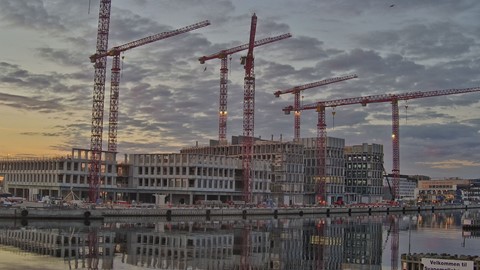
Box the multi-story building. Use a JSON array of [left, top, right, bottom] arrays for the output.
[[181, 136, 304, 206], [0, 148, 117, 202], [383, 174, 417, 201], [417, 178, 471, 204], [465, 179, 480, 203], [344, 143, 384, 204], [0, 138, 390, 207], [130, 152, 272, 205], [298, 137, 345, 205]]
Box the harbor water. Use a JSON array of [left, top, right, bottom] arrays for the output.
[[0, 209, 478, 270]]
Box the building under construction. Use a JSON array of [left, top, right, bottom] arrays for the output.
[[0, 136, 386, 206], [181, 136, 304, 206]]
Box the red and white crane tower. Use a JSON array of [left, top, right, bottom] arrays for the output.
[[242, 13, 257, 203], [90, 20, 210, 153], [273, 74, 358, 141], [199, 33, 292, 145], [88, 0, 112, 204]]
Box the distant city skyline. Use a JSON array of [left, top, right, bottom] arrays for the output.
[[0, 0, 479, 179]]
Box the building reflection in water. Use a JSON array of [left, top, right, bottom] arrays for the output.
[[0, 211, 474, 270]]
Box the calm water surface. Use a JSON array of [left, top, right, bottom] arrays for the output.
[[0, 209, 478, 270]]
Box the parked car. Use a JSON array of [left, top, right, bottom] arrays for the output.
[[1, 200, 13, 207]]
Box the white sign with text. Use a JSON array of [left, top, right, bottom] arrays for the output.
[[421, 258, 474, 270]]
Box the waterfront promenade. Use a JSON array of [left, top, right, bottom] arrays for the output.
[[0, 203, 478, 221]]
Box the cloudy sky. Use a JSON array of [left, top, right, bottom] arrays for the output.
[[0, 0, 479, 179]]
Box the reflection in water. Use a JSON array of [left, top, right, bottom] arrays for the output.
[[0, 210, 478, 270]]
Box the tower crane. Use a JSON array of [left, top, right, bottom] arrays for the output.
[[86, 1, 111, 268], [273, 74, 358, 141], [284, 86, 480, 202], [284, 86, 480, 270], [88, 0, 111, 204], [198, 33, 292, 145], [90, 20, 211, 153], [242, 13, 257, 203]]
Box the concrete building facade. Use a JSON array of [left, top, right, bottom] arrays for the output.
[[181, 136, 304, 206], [344, 143, 384, 204], [0, 138, 393, 207], [417, 179, 471, 204], [383, 174, 418, 201], [130, 152, 272, 205], [0, 148, 117, 202], [298, 137, 345, 205]]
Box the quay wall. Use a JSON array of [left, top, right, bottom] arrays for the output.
[[0, 204, 478, 220]]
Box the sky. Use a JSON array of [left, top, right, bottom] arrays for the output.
[[0, 0, 479, 179]]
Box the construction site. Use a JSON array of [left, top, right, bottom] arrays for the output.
[[0, 2, 480, 269], [0, 0, 478, 207], [0, 1, 480, 205]]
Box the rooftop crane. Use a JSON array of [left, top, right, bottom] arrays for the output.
[[273, 74, 358, 141], [88, 0, 111, 204], [284, 86, 480, 270], [198, 33, 292, 145], [90, 20, 211, 153], [242, 13, 257, 204]]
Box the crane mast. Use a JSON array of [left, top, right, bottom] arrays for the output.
[[87, 1, 111, 268], [242, 13, 257, 203], [90, 20, 211, 153], [88, 0, 111, 204], [199, 33, 291, 144], [273, 74, 357, 141]]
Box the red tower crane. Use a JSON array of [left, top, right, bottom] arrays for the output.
[[86, 1, 111, 268], [90, 20, 211, 153], [242, 13, 257, 203], [88, 0, 112, 204], [198, 33, 292, 145], [284, 86, 480, 270], [273, 74, 358, 141], [285, 86, 480, 201]]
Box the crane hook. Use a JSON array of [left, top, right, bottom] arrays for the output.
[[332, 107, 336, 130], [404, 101, 408, 124], [121, 55, 125, 78]]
